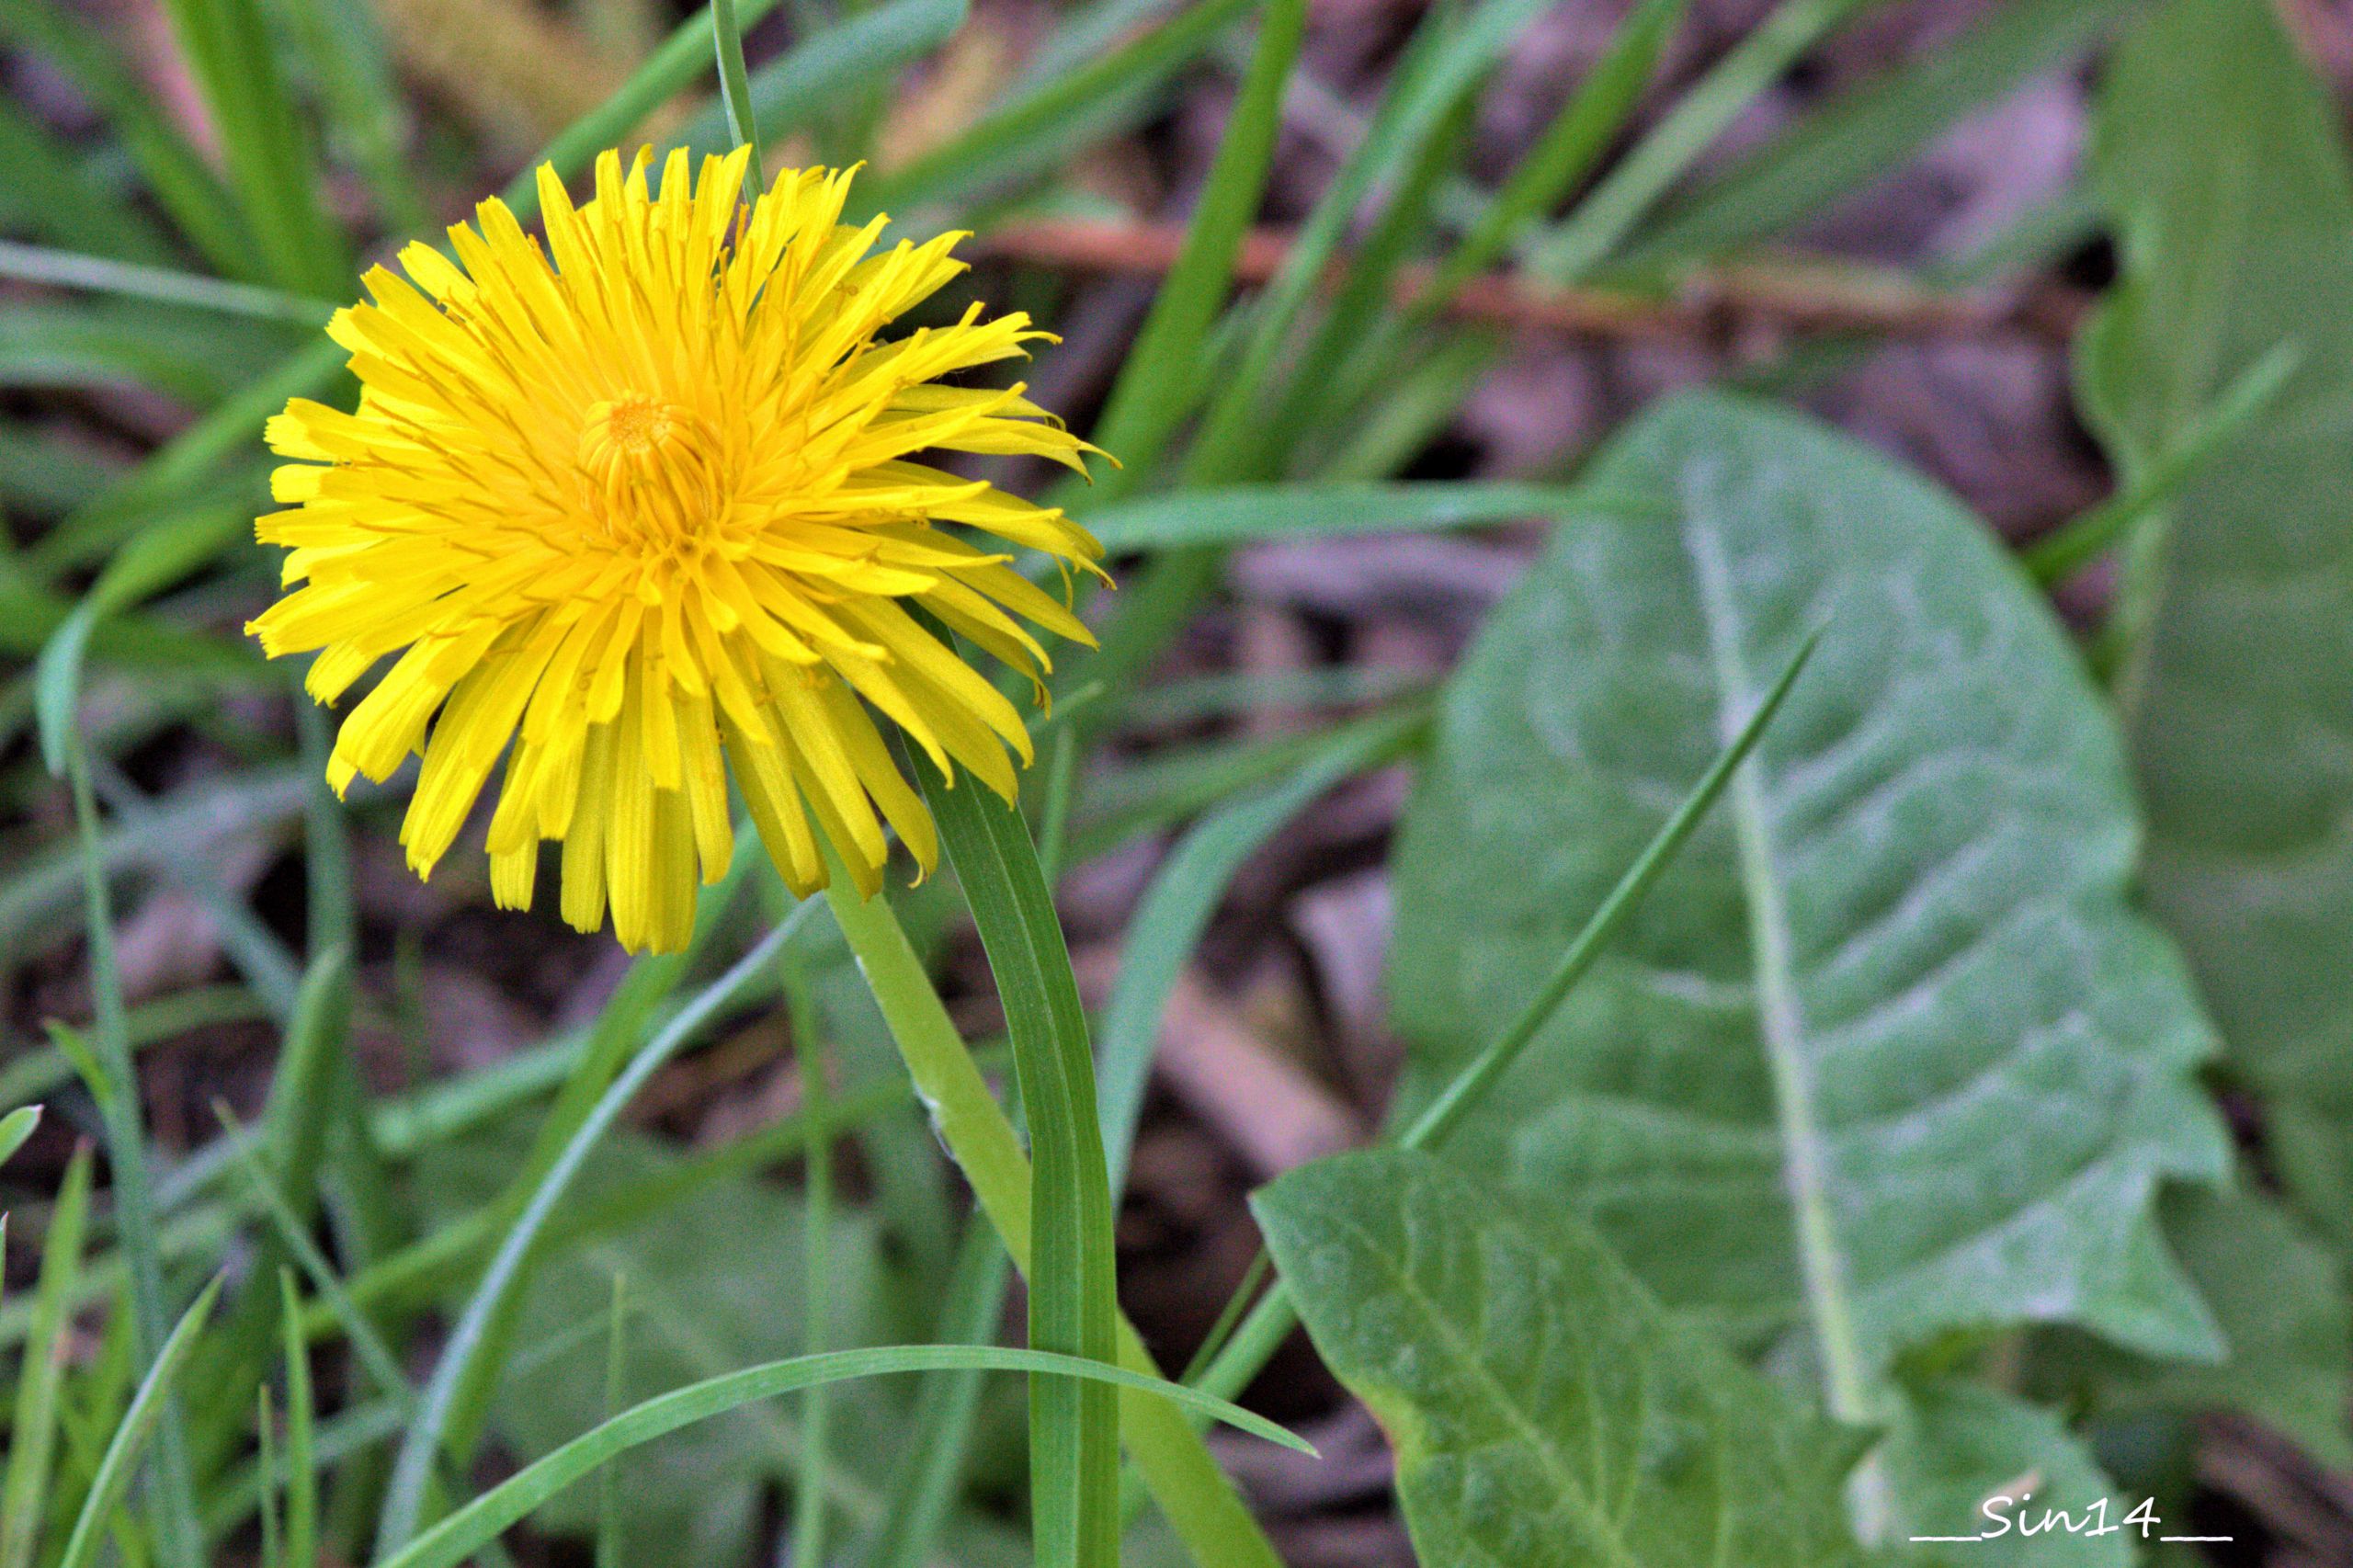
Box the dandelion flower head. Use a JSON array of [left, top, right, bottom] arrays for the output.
[[249, 148, 1107, 953]]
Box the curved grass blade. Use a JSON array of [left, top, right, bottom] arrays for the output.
[[0, 1142, 90, 1568], [1080, 480, 1648, 551], [915, 758, 1121, 1568], [379, 1346, 1309, 1568], [277, 1273, 316, 1568], [822, 886, 1283, 1568], [58, 744, 205, 1568], [708, 0, 765, 185], [1523, 0, 1884, 285], [2027, 343, 2300, 585], [856, 1224, 1011, 1568], [0, 0, 254, 277], [153, 0, 350, 294], [52, 1277, 222, 1568]]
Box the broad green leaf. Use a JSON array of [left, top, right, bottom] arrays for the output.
[[2078, 0, 2353, 1244], [1254, 1147, 1866, 1568], [1388, 392, 2230, 1415], [2033, 1184, 2353, 1471], [1884, 1383, 2131, 1567]]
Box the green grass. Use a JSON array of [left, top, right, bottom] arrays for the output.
[[4, 0, 2330, 1564]]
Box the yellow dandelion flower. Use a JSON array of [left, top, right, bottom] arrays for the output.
[[248, 147, 1108, 954]]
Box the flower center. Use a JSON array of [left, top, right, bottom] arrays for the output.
[[578, 393, 722, 552]]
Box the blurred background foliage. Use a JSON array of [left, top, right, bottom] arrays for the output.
[[3, 0, 2352, 1564]]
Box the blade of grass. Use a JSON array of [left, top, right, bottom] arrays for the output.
[[1266, 81, 1478, 467], [709, 0, 766, 185], [0, 1142, 91, 1568], [278, 1273, 316, 1568], [1009, 0, 1178, 93], [272, 0, 428, 234], [0, 0, 256, 276], [1071, 700, 1430, 861], [0, 242, 332, 324], [224, 1111, 416, 1409], [1617, 0, 2129, 272], [1117, 665, 1430, 729], [821, 887, 1283, 1568], [1083, 479, 1654, 552], [57, 734, 206, 1568], [1083, 0, 1308, 495], [1182, 0, 1559, 485], [153, 0, 350, 294], [1314, 0, 1689, 426], [1192, 628, 1822, 1406], [595, 1274, 627, 1568], [0, 97, 171, 260], [516, 0, 787, 216], [380, 1346, 1307, 1568], [91, 761, 304, 1018], [2027, 343, 2300, 585], [1522, 0, 1889, 286], [374, 903, 814, 1553], [0, 1107, 38, 1166], [857, 0, 1256, 216], [1097, 706, 1425, 1190], [784, 960, 834, 1568], [674, 0, 969, 154], [256, 1387, 281, 1568], [910, 756, 1121, 1568], [53, 1278, 222, 1568], [36, 499, 253, 777]]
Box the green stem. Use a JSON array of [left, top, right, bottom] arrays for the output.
[[785, 961, 833, 1568], [822, 885, 1283, 1568]]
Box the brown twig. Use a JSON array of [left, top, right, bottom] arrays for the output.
[[968, 217, 2090, 343]]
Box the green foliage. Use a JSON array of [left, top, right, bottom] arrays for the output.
[[1391, 394, 2229, 1400], [415, 1121, 895, 1565], [2079, 0, 2353, 1255], [1256, 1148, 1867, 1568], [2034, 1184, 2353, 1471], [9, 1, 2353, 1564], [913, 758, 1121, 1568], [1883, 1383, 2132, 1568]]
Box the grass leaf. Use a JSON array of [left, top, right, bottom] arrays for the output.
[[53, 1278, 223, 1568], [914, 757, 1121, 1568], [379, 1346, 1308, 1568]]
